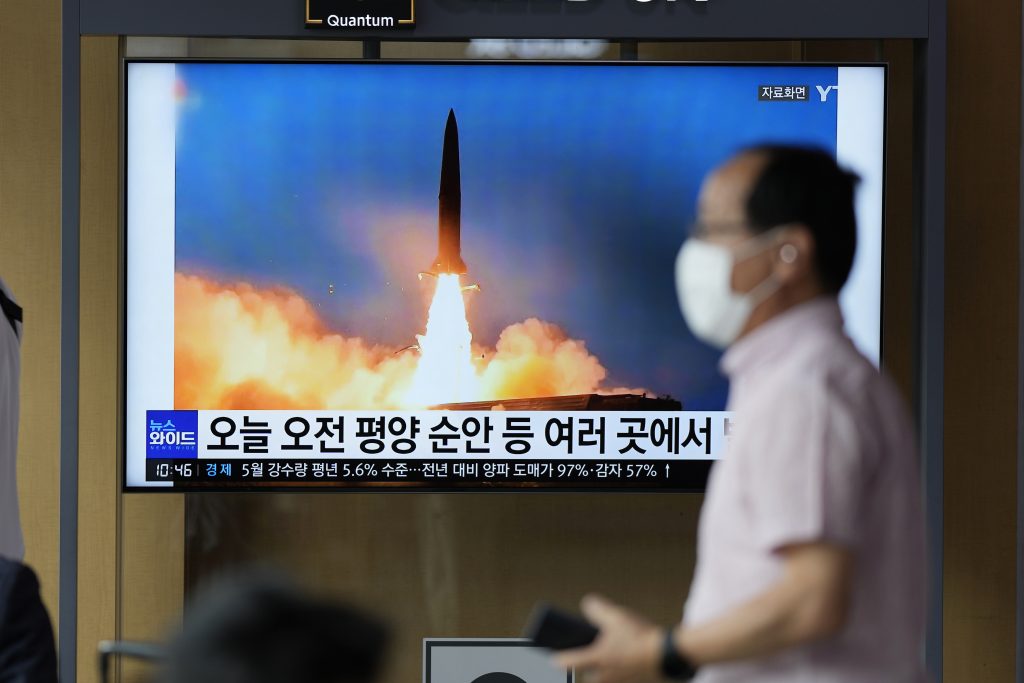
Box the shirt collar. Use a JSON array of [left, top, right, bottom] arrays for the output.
[[719, 296, 844, 379]]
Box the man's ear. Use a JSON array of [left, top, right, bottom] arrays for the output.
[[772, 224, 816, 286]]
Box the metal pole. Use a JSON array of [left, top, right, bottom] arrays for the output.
[[1017, 1, 1024, 676], [59, 0, 81, 678]]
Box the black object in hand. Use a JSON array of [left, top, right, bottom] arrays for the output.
[[523, 603, 600, 651]]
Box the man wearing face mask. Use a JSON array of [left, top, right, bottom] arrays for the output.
[[557, 145, 926, 683]]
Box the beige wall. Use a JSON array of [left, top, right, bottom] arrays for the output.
[[77, 35, 122, 681], [78, 36, 187, 683], [943, 0, 1021, 678], [0, 0, 63, 629]]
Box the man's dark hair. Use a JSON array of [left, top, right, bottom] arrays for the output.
[[160, 571, 389, 683], [742, 145, 860, 294]]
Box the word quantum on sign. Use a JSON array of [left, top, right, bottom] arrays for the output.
[[306, 0, 414, 28], [327, 14, 396, 26]]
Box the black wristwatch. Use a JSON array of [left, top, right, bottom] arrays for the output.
[[660, 627, 698, 681]]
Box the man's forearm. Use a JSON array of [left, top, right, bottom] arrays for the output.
[[675, 581, 802, 665], [553, 547, 850, 682], [675, 566, 847, 666]]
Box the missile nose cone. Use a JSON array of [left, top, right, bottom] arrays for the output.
[[440, 109, 461, 198], [427, 110, 468, 276]]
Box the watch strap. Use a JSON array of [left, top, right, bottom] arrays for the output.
[[660, 627, 698, 681]]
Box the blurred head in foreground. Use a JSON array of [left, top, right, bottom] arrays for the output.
[[160, 571, 388, 683]]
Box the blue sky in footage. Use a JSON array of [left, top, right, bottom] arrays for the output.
[[174, 62, 838, 410]]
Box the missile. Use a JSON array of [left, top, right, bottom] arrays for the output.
[[427, 109, 468, 276]]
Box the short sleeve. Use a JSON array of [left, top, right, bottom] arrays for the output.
[[741, 380, 865, 553]]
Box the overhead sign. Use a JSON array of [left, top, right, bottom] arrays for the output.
[[306, 0, 415, 28], [80, 0, 929, 40]]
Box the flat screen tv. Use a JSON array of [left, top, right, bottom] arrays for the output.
[[124, 60, 885, 491]]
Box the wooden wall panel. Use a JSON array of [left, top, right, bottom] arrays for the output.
[[119, 495, 185, 644], [639, 41, 802, 61], [78, 35, 123, 683], [0, 0, 63, 628], [943, 0, 1021, 679], [77, 36, 187, 682], [185, 37, 362, 58]]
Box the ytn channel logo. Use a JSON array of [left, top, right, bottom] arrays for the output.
[[146, 410, 198, 458], [817, 85, 839, 102]]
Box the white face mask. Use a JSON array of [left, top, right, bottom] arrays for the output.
[[674, 231, 782, 349]]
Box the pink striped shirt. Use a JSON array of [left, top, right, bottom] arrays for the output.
[[683, 297, 927, 683]]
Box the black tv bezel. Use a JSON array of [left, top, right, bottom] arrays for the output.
[[120, 58, 888, 493]]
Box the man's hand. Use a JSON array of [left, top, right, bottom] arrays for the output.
[[554, 595, 664, 683]]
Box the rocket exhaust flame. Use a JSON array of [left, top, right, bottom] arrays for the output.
[[174, 274, 644, 410], [403, 273, 480, 407]]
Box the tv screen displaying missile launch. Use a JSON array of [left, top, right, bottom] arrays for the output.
[[124, 61, 885, 491]]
